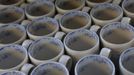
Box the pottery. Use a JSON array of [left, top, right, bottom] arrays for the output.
[[55, 0, 85, 14], [0, 6, 24, 26], [25, 0, 55, 20], [75, 48, 115, 75], [90, 3, 123, 26], [27, 17, 59, 40], [60, 11, 91, 33]]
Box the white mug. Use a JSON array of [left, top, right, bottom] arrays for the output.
[[100, 22, 134, 56], [0, 0, 24, 9], [86, 0, 112, 7], [0, 6, 25, 26], [25, 0, 55, 20], [31, 61, 69, 75], [0, 71, 26, 75], [0, 45, 28, 74], [0, 24, 26, 47], [100, 22, 134, 71], [55, 0, 85, 14], [59, 11, 91, 33], [90, 3, 123, 26], [64, 27, 100, 62], [27, 37, 72, 69], [27, 17, 59, 40], [27, 37, 64, 65], [122, 0, 134, 24], [75, 48, 115, 75], [119, 47, 134, 75]]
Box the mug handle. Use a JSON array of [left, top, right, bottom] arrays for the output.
[[121, 17, 131, 24], [20, 3, 28, 9], [89, 25, 101, 33], [100, 48, 111, 58], [59, 55, 72, 71], [54, 31, 66, 40], [54, 14, 63, 21], [20, 63, 35, 75], [21, 20, 31, 28], [112, 0, 122, 5], [82, 6, 91, 13], [22, 40, 33, 50]]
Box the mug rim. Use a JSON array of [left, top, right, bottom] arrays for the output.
[[0, 24, 26, 46], [86, 0, 112, 7], [0, 6, 25, 26], [0, 0, 24, 6], [119, 47, 134, 74], [64, 29, 99, 52], [90, 3, 123, 21], [60, 11, 91, 32], [1, 70, 26, 75], [100, 22, 134, 45], [75, 54, 115, 75], [25, 0, 55, 19], [28, 37, 64, 64], [122, 0, 134, 15], [31, 61, 69, 75], [0, 44, 28, 71], [26, 17, 59, 40]]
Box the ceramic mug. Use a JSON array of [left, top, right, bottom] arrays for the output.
[[27, 37, 72, 66], [59, 11, 91, 33], [0, 24, 26, 47], [0, 45, 28, 74], [55, 0, 85, 14], [100, 22, 134, 56], [24, 33, 72, 68], [90, 3, 123, 26], [0, 71, 26, 75], [86, 0, 112, 7], [119, 47, 134, 75], [122, 0, 134, 24], [64, 27, 100, 62], [100, 22, 134, 71], [25, 0, 55, 20], [0, 6, 25, 26], [27, 17, 59, 40], [0, 0, 24, 9], [75, 48, 115, 75], [31, 61, 69, 75]]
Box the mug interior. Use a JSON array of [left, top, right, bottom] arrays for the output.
[[101, 22, 134, 44], [29, 38, 63, 60], [0, 0, 20, 5], [76, 55, 114, 75], [61, 12, 89, 29], [28, 18, 58, 36], [92, 3, 122, 20], [123, 0, 134, 13], [0, 45, 26, 69], [121, 48, 134, 73], [27, 1, 53, 16], [56, 0, 83, 10], [88, 0, 108, 3], [0, 8, 23, 24], [65, 30, 98, 51], [0, 25, 25, 44], [31, 62, 68, 75]]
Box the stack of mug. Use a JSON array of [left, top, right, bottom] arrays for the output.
[[0, 0, 134, 75]]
